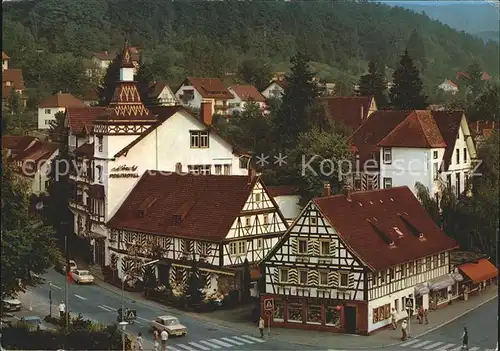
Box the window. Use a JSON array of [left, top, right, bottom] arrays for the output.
[[188, 165, 211, 175], [229, 242, 237, 256], [408, 262, 414, 275], [425, 257, 431, 270], [45, 119, 51, 125], [463, 148, 467, 162], [214, 165, 222, 175], [339, 272, 349, 288], [279, 268, 289, 283], [254, 193, 261, 202], [200, 242, 209, 256], [401, 264, 406, 277], [298, 239, 308, 254], [245, 217, 251, 227], [389, 268, 395, 280], [372, 273, 378, 286], [319, 271, 329, 286], [189, 131, 209, 148], [439, 252, 446, 265], [320, 240, 330, 255], [456, 149, 460, 164], [97, 136, 103, 152], [416, 260, 422, 273], [5, 81, 11, 86], [433, 162, 439, 180], [263, 214, 269, 229], [310, 217, 317, 225], [432, 255, 438, 268], [175, 163, 182, 174], [287, 304, 303, 323], [354, 178, 362, 190], [239, 157, 249, 169], [379, 271, 385, 283], [237, 241, 246, 255], [223, 165, 230, 175], [383, 177, 392, 189], [45, 109, 51, 114], [383, 148, 392, 164], [394, 299, 399, 312], [96, 165, 103, 183], [307, 305, 322, 324], [457, 130, 460, 139], [447, 174, 452, 189], [393, 227, 403, 237], [298, 270, 308, 285], [433, 150, 438, 159], [257, 238, 263, 249]]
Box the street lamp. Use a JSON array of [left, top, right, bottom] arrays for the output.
[[120, 259, 159, 351]]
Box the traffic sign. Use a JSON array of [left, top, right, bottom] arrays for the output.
[[264, 298, 274, 311], [405, 299, 413, 309], [126, 309, 137, 321], [264, 310, 272, 317]]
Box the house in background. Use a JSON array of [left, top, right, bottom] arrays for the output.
[[82, 87, 100, 106], [175, 77, 234, 115], [318, 96, 377, 132], [2, 51, 25, 108], [38, 92, 86, 129], [261, 78, 287, 100], [261, 185, 460, 335], [227, 85, 267, 114], [266, 185, 302, 225], [151, 82, 178, 106], [438, 79, 458, 94], [91, 45, 141, 75], [469, 120, 496, 146]]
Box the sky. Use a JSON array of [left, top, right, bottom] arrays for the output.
[[377, 0, 493, 5]]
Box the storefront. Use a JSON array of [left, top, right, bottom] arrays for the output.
[[458, 258, 498, 296], [414, 284, 430, 310], [427, 274, 456, 309], [261, 295, 368, 334]]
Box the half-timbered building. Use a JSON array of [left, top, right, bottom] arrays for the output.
[[261, 185, 459, 335], [106, 171, 288, 294]]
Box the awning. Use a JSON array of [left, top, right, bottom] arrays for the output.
[[428, 274, 455, 291], [414, 284, 430, 296], [450, 272, 464, 282], [458, 258, 498, 284]]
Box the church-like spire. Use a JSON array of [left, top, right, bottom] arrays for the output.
[[120, 39, 135, 69]]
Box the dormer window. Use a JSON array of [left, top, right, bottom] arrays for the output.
[[393, 227, 403, 238], [5, 81, 11, 86], [383, 148, 392, 164], [190, 131, 209, 148]]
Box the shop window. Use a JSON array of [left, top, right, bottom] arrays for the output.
[[378, 306, 385, 320], [287, 304, 303, 323], [372, 308, 379, 323], [306, 305, 322, 324], [273, 301, 284, 321], [325, 306, 341, 326], [439, 253, 446, 265]]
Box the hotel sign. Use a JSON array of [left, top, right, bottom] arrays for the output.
[[110, 165, 139, 178]]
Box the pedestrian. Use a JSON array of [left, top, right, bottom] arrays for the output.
[[418, 306, 424, 324], [424, 309, 429, 325], [258, 317, 265, 338], [153, 330, 159, 351], [462, 327, 468, 350], [161, 329, 168, 351], [136, 332, 143, 351], [390, 308, 398, 330], [58, 301, 66, 319], [401, 319, 408, 341]]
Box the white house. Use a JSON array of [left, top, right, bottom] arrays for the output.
[[38, 93, 86, 130], [266, 185, 302, 225], [67, 41, 251, 268], [106, 171, 288, 295], [151, 82, 178, 106], [2, 51, 25, 108], [438, 79, 458, 94], [261, 79, 287, 100], [227, 85, 266, 114], [350, 110, 477, 198], [175, 77, 234, 115], [261, 185, 460, 334]]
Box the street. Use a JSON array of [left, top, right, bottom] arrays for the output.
[[21, 268, 318, 350]]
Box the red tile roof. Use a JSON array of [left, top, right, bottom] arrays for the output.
[[2, 135, 39, 153], [266, 185, 300, 197], [2, 52, 9, 60], [151, 81, 168, 98], [183, 77, 234, 99], [431, 111, 464, 171], [378, 111, 447, 148], [11, 140, 60, 176], [313, 186, 459, 271], [229, 85, 266, 102], [39, 93, 86, 108], [458, 258, 498, 284], [2, 68, 25, 98], [83, 87, 99, 102], [481, 72, 492, 81], [74, 143, 94, 158], [107, 173, 260, 241], [318, 96, 374, 131], [66, 107, 107, 135]]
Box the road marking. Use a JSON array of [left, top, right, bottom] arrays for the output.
[[232, 336, 255, 344], [50, 284, 62, 290], [188, 342, 209, 350], [448, 346, 464, 351], [412, 340, 434, 348], [424, 342, 444, 349], [242, 334, 266, 343], [199, 340, 221, 349], [209, 339, 233, 347], [401, 339, 421, 347], [166, 347, 181, 351], [102, 305, 117, 311], [74, 294, 87, 300], [138, 316, 149, 322], [437, 344, 457, 350], [98, 305, 112, 312], [468, 347, 480, 351], [176, 344, 196, 351], [221, 337, 243, 345]]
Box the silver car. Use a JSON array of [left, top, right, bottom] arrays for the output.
[[70, 270, 95, 284], [2, 296, 21, 312], [150, 315, 188, 337]]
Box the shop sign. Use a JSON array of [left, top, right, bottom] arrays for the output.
[[110, 165, 139, 178]]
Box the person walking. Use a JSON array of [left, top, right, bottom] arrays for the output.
[[161, 329, 169, 351], [424, 309, 429, 325], [462, 327, 469, 350], [401, 319, 408, 341], [58, 301, 66, 319], [417, 306, 424, 324], [391, 308, 398, 330], [153, 330, 159, 351], [258, 317, 265, 338], [136, 332, 143, 351]]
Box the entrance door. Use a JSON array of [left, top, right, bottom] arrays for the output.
[[95, 238, 105, 266], [344, 306, 357, 334]]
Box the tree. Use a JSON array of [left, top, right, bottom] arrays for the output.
[[389, 50, 428, 110], [135, 62, 159, 109], [242, 259, 251, 303], [97, 52, 121, 106], [237, 58, 272, 91], [48, 111, 67, 143], [183, 260, 206, 308], [1, 151, 59, 298], [358, 60, 388, 109], [273, 52, 320, 151], [7, 90, 24, 116], [406, 29, 427, 72], [464, 62, 485, 98], [467, 84, 499, 122]]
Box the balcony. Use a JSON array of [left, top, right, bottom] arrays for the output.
[[89, 212, 105, 224]]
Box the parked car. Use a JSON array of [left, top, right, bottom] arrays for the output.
[[70, 270, 94, 284], [2, 296, 21, 312], [19, 316, 47, 331], [55, 259, 77, 274], [150, 315, 188, 337]]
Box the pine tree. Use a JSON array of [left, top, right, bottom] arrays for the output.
[[273, 51, 320, 151], [97, 52, 121, 106], [406, 29, 427, 72], [48, 111, 67, 143], [389, 50, 428, 110], [183, 260, 206, 307], [135, 62, 160, 109], [358, 60, 388, 109]]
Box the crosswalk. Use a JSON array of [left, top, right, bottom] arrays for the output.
[[165, 335, 265, 351], [399, 338, 496, 351]]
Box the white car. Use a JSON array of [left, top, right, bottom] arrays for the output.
[[70, 270, 94, 284], [2, 296, 21, 312], [150, 315, 188, 337]]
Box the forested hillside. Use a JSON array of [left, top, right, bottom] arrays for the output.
[[2, 0, 498, 95]]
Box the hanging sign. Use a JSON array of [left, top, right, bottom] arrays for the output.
[[110, 165, 139, 178]]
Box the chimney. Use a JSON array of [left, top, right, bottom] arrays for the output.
[[248, 164, 257, 184], [323, 182, 331, 197], [342, 185, 352, 200], [200, 100, 213, 125]]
